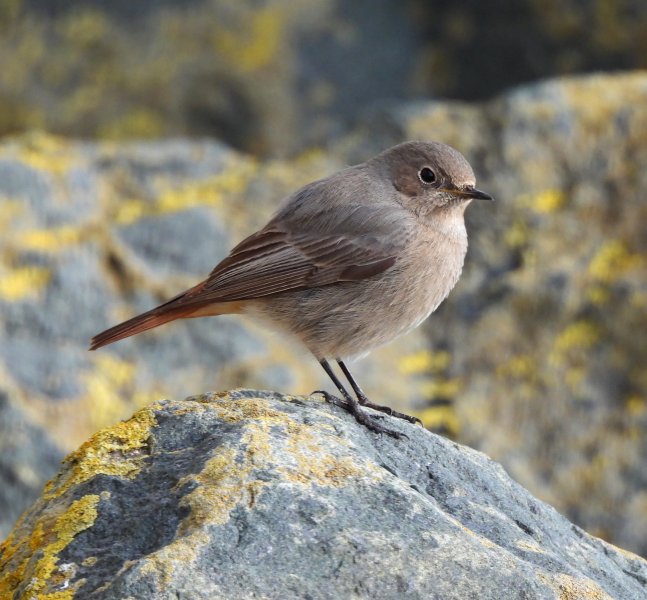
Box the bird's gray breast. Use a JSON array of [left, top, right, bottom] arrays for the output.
[[377, 228, 468, 336]]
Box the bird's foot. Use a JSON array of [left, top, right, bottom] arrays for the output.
[[358, 398, 423, 426], [312, 390, 351, 410], [313, 390, 405, 439]]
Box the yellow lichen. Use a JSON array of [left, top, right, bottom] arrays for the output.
[[552, 320, 600, 357], [17, 226, 81, 252], [282, 420, 365, 487], [630, 289, 647, 310], [532, 189, 566, 214], [398, 349, 451, 375], [156, 157, 256, 215], [110, 157, 257, 227], [588, 240, 643, 284], [562, 76, 639, 134], [496, 355, 536, 381], [0, 265, 51, 301], [514, 539, 546, 554], [550, 572, 614, 600], [59, 8, 110, 47], [565, 367, 586, 390], [213, 7, 283, 73], [0, 197, 25, 230], [43, 403, 157, 499], [504, 219, 530, 248], [176, 447, 251, 529], [261, 148, 329, 189], [82, 354, 138, 432], [626, 395, 645, 416], [415, 405, 459, 435], [98, 109, 164, 140], [198, 394, 370, 490], [16, 132, 77, 175], [144, 392, 383, 583], [586, 285, 610, 306], [0, 494, 100, 599], [113, 198, 148, 226], [421, 377, 463, 399]]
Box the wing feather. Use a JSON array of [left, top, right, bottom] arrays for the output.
[[175, 225, 398, 306]]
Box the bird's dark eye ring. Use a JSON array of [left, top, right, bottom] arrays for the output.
[[418, 167, 436, 184]]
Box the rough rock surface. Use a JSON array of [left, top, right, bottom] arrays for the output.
[[1, 390, 646, 600], [0, 390, 64, 538], [338, 72, 647, 556]]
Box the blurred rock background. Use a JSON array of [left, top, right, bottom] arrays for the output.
[[2, 0, 647, 155], [1, 0, 646, 560]]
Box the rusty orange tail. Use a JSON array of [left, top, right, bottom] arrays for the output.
[[89, 306, 193, 350], [89, 299, 244, 350]]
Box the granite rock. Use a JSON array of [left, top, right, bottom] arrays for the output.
[[1, 390, 646, 600]]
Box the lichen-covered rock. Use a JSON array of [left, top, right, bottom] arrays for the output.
[[0, 391, 64, 539], [1, 390, 645, 599], [339, 71, 647, 557], [3, 2, 647, 154], [1, 72, 647, 558], [0, 132, 432, 533]]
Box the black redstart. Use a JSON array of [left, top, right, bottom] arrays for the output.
[[90, 141, 493, 437]]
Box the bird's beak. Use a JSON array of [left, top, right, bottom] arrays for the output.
[[446, 186, 494, 201]]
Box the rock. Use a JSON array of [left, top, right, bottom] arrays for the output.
[[0, 132, 430, 456], [340, 71, 647, 557], [0, 391, 64, 540], [0, 0, 423, 156], [4, 2, 647, 153], [1, 390, 645, 599], [1, 73, 647, 559]]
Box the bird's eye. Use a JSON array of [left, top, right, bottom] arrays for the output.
[[418, 167, 436, 184]]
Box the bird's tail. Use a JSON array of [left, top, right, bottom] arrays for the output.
[[89, 296, 244, 351]]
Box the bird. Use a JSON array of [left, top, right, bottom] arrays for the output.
[[90, 141, 493, 437]]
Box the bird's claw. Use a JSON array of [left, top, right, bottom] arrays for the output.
[[313, 390, 404, 438], [359, 399, 422, 426]]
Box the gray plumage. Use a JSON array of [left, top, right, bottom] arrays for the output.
[[90, 141, 492, 436], [245, 141, 484, 359]]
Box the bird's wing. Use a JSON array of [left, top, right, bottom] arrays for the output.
[[174, 223, 399, 306]]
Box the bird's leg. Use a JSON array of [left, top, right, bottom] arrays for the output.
[[315, 359, 404, 438], [337, 360, 422, 426]]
